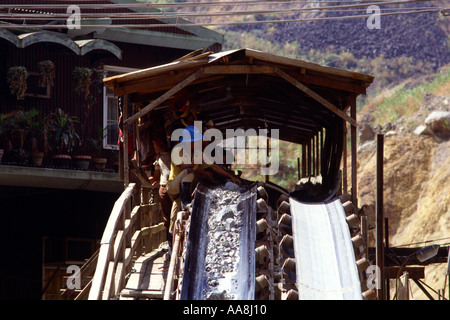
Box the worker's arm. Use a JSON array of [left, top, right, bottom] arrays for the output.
[[149, 167, 161, 187]]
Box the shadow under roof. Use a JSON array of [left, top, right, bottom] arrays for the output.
[[104, 48, 374, 145]]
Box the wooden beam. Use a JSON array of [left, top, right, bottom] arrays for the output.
[[203, 65, 275, 75], [125, 68, 205, 125], [387, 267, 424, 279], [296, 72, 367, 94], [113, 69, 196, 97], [275, 67, 357, 127], [246, 48, 374, 84], [369, 246, 449, 265], [104, 60, 205, 90]]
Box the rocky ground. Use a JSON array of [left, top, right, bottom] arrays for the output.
[[354, 92, 450, 300], [225, 1, 449, 69]]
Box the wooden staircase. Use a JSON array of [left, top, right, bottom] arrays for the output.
[[60, 183, 168, 300], [60, 250, 98, 300], [119, 248, 170, 300]]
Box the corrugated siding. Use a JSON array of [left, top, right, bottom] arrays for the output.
[[0, 39, 190, 167]]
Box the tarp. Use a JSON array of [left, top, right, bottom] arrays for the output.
[[290, 197, 362, 300]]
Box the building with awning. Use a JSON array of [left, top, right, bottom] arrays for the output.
[[0, 0, 223, 300]]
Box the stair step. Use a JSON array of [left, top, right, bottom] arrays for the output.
[[60, 289, 82, 293], [120, 289, 164, 300]]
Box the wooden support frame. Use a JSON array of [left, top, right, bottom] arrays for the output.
[[125, 68, 205, 125], [275, 68, 357, 127], [123, 95, 130, 187], [302, 144, 307, 178], [349, 97, 358, 208], [342, 122, 348, 195], [376, 134, 385, 300]]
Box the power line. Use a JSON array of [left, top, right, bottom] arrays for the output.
[[0, 8, 442, 28], [395, 237, 450, 248], [0, 0, 437, 10], [0, 6, 443, 20]]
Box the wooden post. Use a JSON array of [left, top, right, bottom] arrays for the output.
[[302, 143, 307, 178], [447, 247, 450, 300], [385, 217, 390, 300], [308, 139, 312, 177], [343, 123, 348, 195], [265, 136, 270, 183], [376, 134, 385, 300], [350, 102, 358, 208], [315, 134, 319, 176], [320, 128, 324, 177], [123, 95, 130, 187]]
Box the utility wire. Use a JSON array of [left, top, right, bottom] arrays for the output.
[[0, 8, 442, 28], [0, 0, 443, 28], [395, 237, 450, 248], [0, 0, 438, 19], [0, 0, 437, 10], [0, 6, 443, 20]]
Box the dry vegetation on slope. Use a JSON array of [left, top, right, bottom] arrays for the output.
[[354, 72, 450, 299]]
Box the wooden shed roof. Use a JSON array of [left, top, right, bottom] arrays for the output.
[[104, 48, 374, 144]]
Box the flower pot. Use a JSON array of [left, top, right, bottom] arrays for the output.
[[10, 148, 28, 164], [52, 154, 72, 168], [73, 155, 91, 170], [93, 157, 107, 170], [31, 152, 44, 166]]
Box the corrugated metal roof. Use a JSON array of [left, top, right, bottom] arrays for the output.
[[0, 0, 220, 39]]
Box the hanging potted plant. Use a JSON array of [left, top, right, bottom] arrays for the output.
[[72, 67, 92, 99], [37, 60, 55, 88], [46, 108, 80, 168], [7, 66, 29, 100]]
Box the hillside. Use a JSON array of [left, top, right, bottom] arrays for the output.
[[353, 69, 450, 299], [224, 1, 449, 68]]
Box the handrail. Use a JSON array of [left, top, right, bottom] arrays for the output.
[[60, 248, 99, 300], [88, 182, 167, 300], [89, 183, 138, 300]]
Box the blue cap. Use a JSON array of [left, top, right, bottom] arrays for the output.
[[179, 125, 203, 142]]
